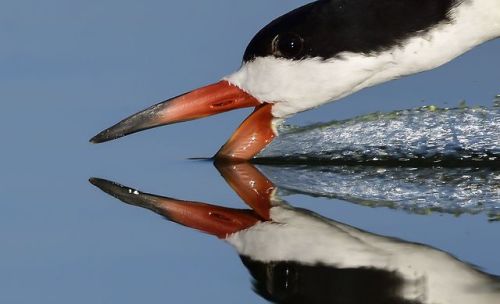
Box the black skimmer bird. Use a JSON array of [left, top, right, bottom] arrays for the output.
[[90, 162, 500, 303], [90, 0, 500, 160]]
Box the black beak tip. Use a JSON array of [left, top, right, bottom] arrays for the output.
[[89, 177, 131, 197], [89, 176, 140, 204], [89, 177, 117, 192], [89, 177, 166, 215], [89, 177, 99, 185], [89, 129, 116, 144], [89, 134, 102, 144]]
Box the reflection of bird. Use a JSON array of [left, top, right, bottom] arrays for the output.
[[90, 0, 500, 160], [91, 162, 500, 304]]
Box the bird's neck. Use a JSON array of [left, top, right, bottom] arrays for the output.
[[453, 0, 500, 42], [329, 0, 500, 113]]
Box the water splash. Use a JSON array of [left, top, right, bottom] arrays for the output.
[[255, 104, 500, 219], [258, 165, 500, 220], [258, 105, 500, 165]]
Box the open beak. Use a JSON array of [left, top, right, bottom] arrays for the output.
[[90, 80, 260, 144], [89, 177, 262, 238]]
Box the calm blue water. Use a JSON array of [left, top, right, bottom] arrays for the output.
[[1, 1, 499, 303]]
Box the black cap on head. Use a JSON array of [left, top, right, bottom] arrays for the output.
[[243, 0, 458, 62]]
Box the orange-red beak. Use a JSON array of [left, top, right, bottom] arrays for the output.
[[90, 81, 260, 144], [89, 177, 262, 238]]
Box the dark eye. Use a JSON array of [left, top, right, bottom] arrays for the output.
[[272, 33, 304, 58]]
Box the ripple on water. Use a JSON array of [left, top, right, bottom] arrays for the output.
[[258, 106, 500, 165], [258, 165, 500, 220], [256, 105, 500, 220]]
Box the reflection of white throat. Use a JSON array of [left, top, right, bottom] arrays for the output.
[[226, 0, 500, 118], [226, 205, 500, 304]]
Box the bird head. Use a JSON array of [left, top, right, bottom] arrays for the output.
[[90, 1, 394, 159]]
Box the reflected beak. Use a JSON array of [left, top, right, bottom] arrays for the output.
[[214, 161, 274, 220], [89, 177, 262, 238], [90, 80, 260, 144]]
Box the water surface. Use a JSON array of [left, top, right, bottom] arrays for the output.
[[1, 0, 499, 303]]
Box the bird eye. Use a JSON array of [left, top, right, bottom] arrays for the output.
[[272, 33, 304, 58]]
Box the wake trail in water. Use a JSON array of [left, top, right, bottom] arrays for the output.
[[257, 105, 500, 166], [258, 165, 500, 220]]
